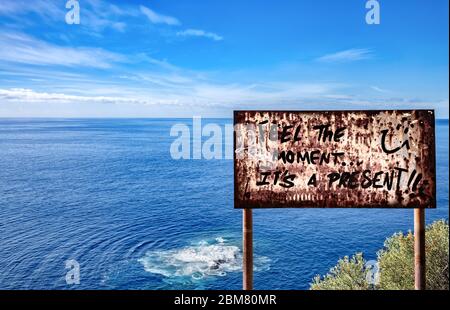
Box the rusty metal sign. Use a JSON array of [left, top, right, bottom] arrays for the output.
[[234, 110, 436, 209]]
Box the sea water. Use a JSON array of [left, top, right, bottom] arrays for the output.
[[0, 118, 448, 290]]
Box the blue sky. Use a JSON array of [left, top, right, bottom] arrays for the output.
[[0, 0, 448, 118]]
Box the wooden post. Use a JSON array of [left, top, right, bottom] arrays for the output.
[[243, 208, 253, 290], [414, 208, 426, 290]]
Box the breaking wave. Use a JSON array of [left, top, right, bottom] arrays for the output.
[[138, 237, 270, 280]]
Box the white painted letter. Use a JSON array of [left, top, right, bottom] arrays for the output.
[[65, 259, 80, 285], [366, 0, 380, 25], [170, 124, 191, 159], [193, 116, 202, 159], [225, 124, 234, 160], [66, 0, 80, 25], [202, 124, 222, 160]]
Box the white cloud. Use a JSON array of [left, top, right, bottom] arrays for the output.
[[0, 88, 122, 103], [0, 0, 131, 34], [316, 48, 373, 63], [134, 53, 180, 71], [177, 29, 223, 41], [1, 80, 447, 118], [0, 32, 126, 68], [0, 79, 344, 108], [371, 86, 390, 93], [0, 1, 219, 40], [111, 22, 127, 32], [80, 0, 143, 34], [0, 0, 62, 21], [140, 5, 180, 26], [0, 88, 183, 106]]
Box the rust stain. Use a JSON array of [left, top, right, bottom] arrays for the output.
[[234, 110, 436, 209]]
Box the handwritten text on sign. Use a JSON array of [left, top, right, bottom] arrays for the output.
[[234, 110, 435, 208]]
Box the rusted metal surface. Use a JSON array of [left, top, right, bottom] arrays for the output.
[[234, 110, 436, 208], [242, 208, 253, 290], [414, 208, 426, 289]]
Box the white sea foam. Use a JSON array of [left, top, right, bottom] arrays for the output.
[[215, 237, 226, 243], [138, 237, 270, 280]]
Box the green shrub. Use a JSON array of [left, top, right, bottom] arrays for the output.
[[310, 220, 449, 290], [378, 219, 449, 290], [310, 253, 370, 290]]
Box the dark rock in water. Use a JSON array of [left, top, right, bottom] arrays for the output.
[[211, 259, 228, 270], [210, 264, 219, 270]]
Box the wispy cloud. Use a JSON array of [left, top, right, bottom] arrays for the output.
[[2, 84, 446, 118], [0, 88, 138, 104], [177, 29, 223, 41], [316, 48, 373, 63], [371, 86, 390, 93], [0, 31, 125, 68], [140, 5, 180, 26], [139, 5, 223, 42], [111, 22, 127, 32], [0, 78, 345, 108], [74, 0, 135, 34], [0, 0, 132, 34], [0, 0, 62, 21], [0, 0, 221, 41], [133, 53, 181, 71]]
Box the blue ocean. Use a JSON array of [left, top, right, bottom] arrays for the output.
[[0, 118, 448, 290]]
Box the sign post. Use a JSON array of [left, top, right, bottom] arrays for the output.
[[234, 110, 436, 290], [243, 208, 253, 290], [414, 208, 426, 290]]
